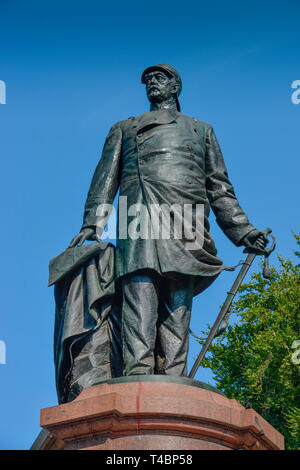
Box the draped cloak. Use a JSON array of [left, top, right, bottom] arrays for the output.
[[50, 243, 122, 404]]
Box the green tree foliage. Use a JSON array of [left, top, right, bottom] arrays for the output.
[[200, 234, 300, 449]]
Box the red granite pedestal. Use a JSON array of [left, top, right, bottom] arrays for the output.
[[39, 377, 284, 450]]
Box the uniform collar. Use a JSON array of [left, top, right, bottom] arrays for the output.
[[136, 109, 178, 133]]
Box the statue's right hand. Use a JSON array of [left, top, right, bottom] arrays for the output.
[[68, 228, 97, 248]]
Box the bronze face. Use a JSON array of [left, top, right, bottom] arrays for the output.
[[143, 70, 178, 105]]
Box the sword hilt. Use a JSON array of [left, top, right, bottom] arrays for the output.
[[243, 228, 276, 279]]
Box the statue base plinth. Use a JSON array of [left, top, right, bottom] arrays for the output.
[[38, 376, 284, 450]]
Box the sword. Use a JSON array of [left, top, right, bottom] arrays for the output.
[[188, 228, 276, 379]]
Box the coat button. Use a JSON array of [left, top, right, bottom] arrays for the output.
[[139, 144, 144, 150]]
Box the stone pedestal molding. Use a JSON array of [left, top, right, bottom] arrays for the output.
[[39, 377, 284, 450]]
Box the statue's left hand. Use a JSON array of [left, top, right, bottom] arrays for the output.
[[68, 228, 101, 248], [242, 229, 269, 251]]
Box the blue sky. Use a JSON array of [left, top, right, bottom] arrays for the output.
[[0, 0, 299, 450]]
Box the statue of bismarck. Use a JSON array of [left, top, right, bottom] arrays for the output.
[[69, 64, 267, 378]]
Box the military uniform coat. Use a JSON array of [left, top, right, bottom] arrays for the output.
[[81, 108, 255, 295]]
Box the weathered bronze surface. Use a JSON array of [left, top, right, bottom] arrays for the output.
[[51, 243, 122, 403], [52, 64, 268, 402]]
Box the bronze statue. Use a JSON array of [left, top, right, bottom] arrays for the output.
[[66, 64, 268, 382]]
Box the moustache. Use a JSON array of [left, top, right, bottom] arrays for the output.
[[148, 87, 160, 92]]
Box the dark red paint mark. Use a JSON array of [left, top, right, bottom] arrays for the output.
[[136, 382, 142, 434]]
